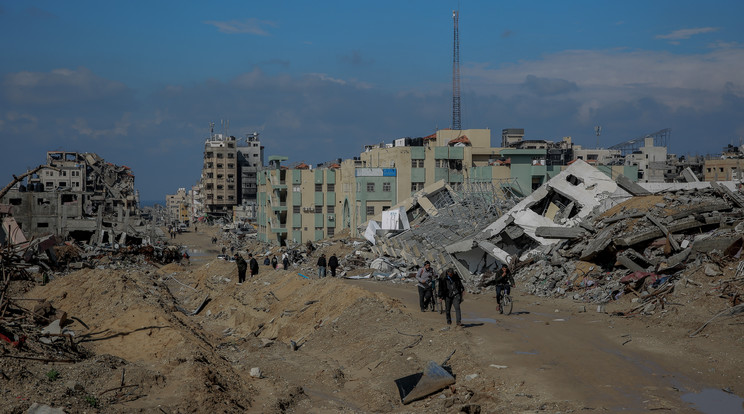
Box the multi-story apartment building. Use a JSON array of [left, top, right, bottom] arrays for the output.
[[238, 132, 263, 207], [200, 131, 263, 220], [202, 134, 239, 217]]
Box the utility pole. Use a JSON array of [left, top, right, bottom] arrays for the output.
[[452, 9, 461, 131], [594, 125, 602, 149]]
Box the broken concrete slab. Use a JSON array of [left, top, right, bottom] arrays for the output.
[[615, 174, 651, 196], [646, 214, 681, 252], [535, 226, 586, 239]]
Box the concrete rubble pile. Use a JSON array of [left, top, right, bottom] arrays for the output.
[[361, 160, 744, 308], [0, 152, 164, 249], [366, 180, 520, 279]]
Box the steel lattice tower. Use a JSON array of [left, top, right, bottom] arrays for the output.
[[452, 10, 461, 131]]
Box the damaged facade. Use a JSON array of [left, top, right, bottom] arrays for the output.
[[0, 151, 159, 246]]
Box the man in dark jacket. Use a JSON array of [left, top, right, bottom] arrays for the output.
[[235, 254, 247, 285], [328, 254, 339, 277], [249, 253, 259, 278], [271, 255, 278, 269], [438, 268, 465, 326], [317, 253, 327, 278]]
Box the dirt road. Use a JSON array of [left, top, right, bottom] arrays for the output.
[[352, 279, 744, 413], [177, 226, 744, 413]]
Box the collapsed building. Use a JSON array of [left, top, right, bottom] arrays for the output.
[[0, 151, 162, 247], [365, 160, 744, 304]]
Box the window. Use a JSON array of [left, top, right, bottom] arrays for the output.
[[382, 206, 390, 211], [315, 205, 322, 213], [411, 182, 424, 192], [382, 182, 391, 192], [411, 159, 424, 168], [436, 159, 447, 168], [720, 168, 724, 172], [356, 182, 362, 192], [366, 182, 375, 192], [228, 153, 234, 158], [366, 206, 375, 216], [45, 182, 53, 187], [228, 163, 234, 168], [327, 183, 335, 192], [327, 227, 335, 237], [293, 185, 301, 192], [315, 183, 323, 191], [293, 206, 301, 213], [327, 205, 334, 213], [217, 153, 224, 158], [37, 222, 49, 228], [217, 163, 223, 168]]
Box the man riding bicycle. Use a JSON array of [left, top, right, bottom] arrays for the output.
[[495, 264, 515, 313]]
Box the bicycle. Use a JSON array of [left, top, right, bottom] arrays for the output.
[[497, 284, 513, 315]]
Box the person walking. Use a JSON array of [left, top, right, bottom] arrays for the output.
[[282, 254, 289, 270], [249, 253, 259, 278], [328, 254, 339, 277], [271, 255, 278, 269], [438, 268, 465, 326], [317, 253, 327, 278], [235, 254, 247, 285], [416, 261, 436, 312]]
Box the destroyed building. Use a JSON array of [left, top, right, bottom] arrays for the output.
[[365, 159, 744, 302], [0, 151, 159, 246]]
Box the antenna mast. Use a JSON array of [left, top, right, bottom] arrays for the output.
[[452, 9, 461, 131]]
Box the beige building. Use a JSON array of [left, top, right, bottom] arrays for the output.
[[624, 137, 668, 182], [165, 187, 188, 225], [704, 158, 743, 182], [202, 134, 239, 217]]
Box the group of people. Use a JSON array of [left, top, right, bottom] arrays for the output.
[[234, 251, 296, 284], [316, 253, 339, 277], [234, 253, 259, 284], [416, 261, 515, 326]]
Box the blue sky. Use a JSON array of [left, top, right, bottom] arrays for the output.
[[1, 1, 743, 201]]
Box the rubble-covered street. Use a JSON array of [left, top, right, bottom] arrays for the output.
[[2, 161, 744, 413], [1, 219, 744, 413]]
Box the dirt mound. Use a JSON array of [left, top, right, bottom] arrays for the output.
[[11, 266, 256, 413]]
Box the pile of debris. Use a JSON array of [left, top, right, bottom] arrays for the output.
[[361, 160, 744, 312]]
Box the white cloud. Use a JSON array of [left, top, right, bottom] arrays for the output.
[[71, 113, 131, 139], [204, 18, 277, 36], [464, 48, 744, 111], [656, 27, 719, 40], [3, 67, 130, 105]]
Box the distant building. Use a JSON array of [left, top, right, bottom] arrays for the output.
[[200, 131, 264, 220], [165, 188, 187, 225], [502, 128, 524, 147], [202, 134, 239, 217], [624, 137, 668, 182]]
